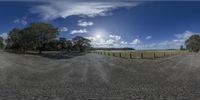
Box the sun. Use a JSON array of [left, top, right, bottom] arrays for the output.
[[93, 29, 107, 39], [96, 34, 101, 39]]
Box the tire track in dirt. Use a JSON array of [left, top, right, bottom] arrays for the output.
[[165, 55, 193, 82], [87, 54, 109, 83]]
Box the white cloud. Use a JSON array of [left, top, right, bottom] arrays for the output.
[[0, 33, 8, 45], [70, 29, 88, 34], [13, 16, 27, 25], [109, 34, 121, 41], [120, 41, 128, 45], [130, 38, 141, 45], [72, 30, 199, 50], [59, 27, 68, 32], [145, 36, 152, 40], [0, 33, 8, 40], [134, 31, 199, 50], [86, 34, 128, 48], [30, 1, 140, 20], [175, 30, 195, 41], [78, 20, 94, 27]]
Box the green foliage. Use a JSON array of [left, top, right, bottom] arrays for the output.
[[6, 28, 22, 50], [6, 22, 58, 53], [58, 37, 67, 50], [5, 22, 91, 53], [72, 36, 91, 52], [44, 40, 58, 51], [58, 38, 73, 52], [185, 35, 200, 52], [0, 36, 4, 49], [25, 22, 58, 53]]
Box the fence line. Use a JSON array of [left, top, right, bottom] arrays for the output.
[[92, 51, 190, 59]]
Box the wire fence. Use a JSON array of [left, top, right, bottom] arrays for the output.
[[92, 50, 190, 59]]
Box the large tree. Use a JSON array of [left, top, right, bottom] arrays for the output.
[[72, 36, 91, 52], [66, 40, 73, 52], [6, 23, 58, 54], [24, 22, 58, 54], [0, 36, 4, 49], [185, 35, 200, 52], [6, 28, 25, 51], [58, 37, 67, 50], [58, 37, 73, 52]]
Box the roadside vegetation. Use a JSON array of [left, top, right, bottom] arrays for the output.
[[93, 50, 189, 59], [4, 22, 91, 54]]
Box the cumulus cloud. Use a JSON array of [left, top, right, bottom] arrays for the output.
[[13, 16, 27, 25], [86, 34, 128, 48], [85, 31, 198, 49], [109, 34, 121, 41], [30, 1, 140, 20], [78, 20, 94, 27], [59, 27, 68, 32], [130, 38, 141, 45], [145, 36, 152, 40], [0, 33, 8, 40], [70, 29, 88, 34], [135, 31, 199, 50], [120, 41, 128, 45], [0, 33, 8, 45]]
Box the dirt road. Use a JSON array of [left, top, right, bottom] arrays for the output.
[[0, 51, 200, 100]]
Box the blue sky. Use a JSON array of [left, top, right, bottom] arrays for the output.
[[0, 0, 200, 50]]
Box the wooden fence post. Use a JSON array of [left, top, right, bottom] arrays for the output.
[[164, 52, 165, 57], [154, 52, 156, 59], [119, 53, 122, 58], [113, 52, 115, 56], [130, 53, 132, 59]]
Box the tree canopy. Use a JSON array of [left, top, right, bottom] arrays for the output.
[[185, 35, 200, 52], [72, 36, 91, 52], [6, 22, 58, 53], [25, 22, 58, 53], [5, 22, 91, 53]]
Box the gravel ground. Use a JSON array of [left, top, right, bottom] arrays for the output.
[[0, 51, 200, 100]]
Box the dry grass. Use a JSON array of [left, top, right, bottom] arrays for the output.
[[93, 50, 190, 59]]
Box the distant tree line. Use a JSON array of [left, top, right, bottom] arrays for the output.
[[4, 22, 91, 54], [92, 47, 135, 51]]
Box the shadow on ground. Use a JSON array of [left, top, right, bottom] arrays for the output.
[[5, 50, 86, 60]]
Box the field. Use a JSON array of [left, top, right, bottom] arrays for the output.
[[93, 50, 190, 59], [0, 51, 200, 100]]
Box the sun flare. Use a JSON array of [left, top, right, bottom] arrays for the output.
[[96, 34, 101, 39]]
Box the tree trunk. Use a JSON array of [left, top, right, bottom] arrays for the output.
[[38, 42, 43, 54], [39, 49, 42, 54]]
